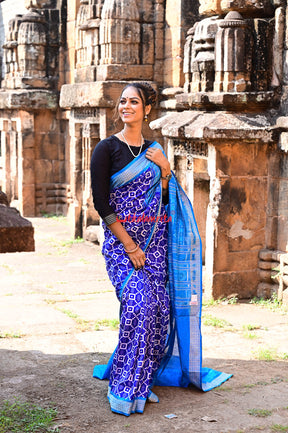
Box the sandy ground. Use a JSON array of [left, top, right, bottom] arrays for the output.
[[0, 217, 288, 433]]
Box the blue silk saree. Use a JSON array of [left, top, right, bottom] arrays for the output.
[[93, 141, 232, 416]]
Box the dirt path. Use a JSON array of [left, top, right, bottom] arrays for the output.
[[0, 217, 288, 433]]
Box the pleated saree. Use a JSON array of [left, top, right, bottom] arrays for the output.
[[93, 142, 231, 416]]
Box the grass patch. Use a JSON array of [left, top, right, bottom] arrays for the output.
[[56, 307, 119, 332], [40, 212, 67, 222], [244, 381, 269, 389], [242, 331, 258, 340], [202, 314, 232, 328], [59, 308, 78, 319], [59, 237, 84, 248], [243, 324, 261, 331], [242, 324, 261, 339], [202, 296, 238, 307], [0, 399, 58, 432], [0, 331, 23, 339], [58, 308, 91, 331], [202, 298, 222, 307], [252, 346, 278, 361], [271, 425, 288, 432], [248, 408, 272, 417], [250, 294, 287, 313], [94, 319, 120, 331], [252, 347, 288, 362]]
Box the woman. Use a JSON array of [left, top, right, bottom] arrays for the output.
[[91, 82, 231, 416]]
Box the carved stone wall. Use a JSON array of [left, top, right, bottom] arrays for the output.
[[1, 0, 288, 303], [0, 0, 66, 217], [151, 0, 288, 304]]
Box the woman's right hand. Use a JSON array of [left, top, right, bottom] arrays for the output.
[[106, 220, 146, 269], [126, 245, 146, 269]]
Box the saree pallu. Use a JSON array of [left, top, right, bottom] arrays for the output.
[[93, 142, 232, 416]]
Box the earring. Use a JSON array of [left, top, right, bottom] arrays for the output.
[[144, 114, 148, 122]]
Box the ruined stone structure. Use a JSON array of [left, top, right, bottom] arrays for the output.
[[0, 0, 288, 303], [0, 191, 34, 252]]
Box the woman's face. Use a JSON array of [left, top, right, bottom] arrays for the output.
[[118, 86, 149, 126]]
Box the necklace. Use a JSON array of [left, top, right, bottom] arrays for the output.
[[120, 130, 144, 158]]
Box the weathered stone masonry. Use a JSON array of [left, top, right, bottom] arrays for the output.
[[1, 0, 288, 303]]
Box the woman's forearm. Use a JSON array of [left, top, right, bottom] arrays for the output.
[[107, 220, 137, 250]]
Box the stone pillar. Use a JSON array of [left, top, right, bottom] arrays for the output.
[[214, 11, 252, 92], [1, 121, 11, 202], [99, 0, 140, 65], [2, 15, 23, 89], [191, 17, 218, 92], [163, 0, 186, 87], [81, 122, 100, 233], [68, 121, 83, 238], [17, 10, 47, 85], [183, 25, 195, 93]]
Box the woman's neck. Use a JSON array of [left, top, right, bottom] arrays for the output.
[[121, 126, 144, 146]]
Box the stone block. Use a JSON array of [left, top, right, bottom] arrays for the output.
[[266, 178, 279, 216], [212, 270, 259, 299], [258, 260, 279, 270], [142, 24, 155, 65], [35, 159, 53, 183], [230, 142, 269, 177], [34, 109, 56, 131], [257, 282, 278, 299], [214, 242, 259, 272], [35, 133, 61, 161], [0, 205, 34, 252], [216, 144, 231, 176], [96, 64, 153, 81], [220, 176, 267, 229], [52, 161, 65, 183], [60, 80, 154, 109], [220, 0, 274, 16], [154, 1, 165, 23], [84, 225, 101, 244], [259, 269, 274, 282], [277, 218, 288, 252], [139, 0, 154, 22], [265, 216, 279, 250], [199, 0, 221, 16], [163, 57, 184, 88], [19, 111, 34, 131], [22, 132, 35, 149], [278, 179, 288, 217], [259, 249, 274, 261], [22, 158, 35, 185], [75, 66, 97, 83], [21, 185, 35, 216], [0, 90, 58, 110]]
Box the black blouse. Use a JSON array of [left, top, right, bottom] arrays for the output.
[[90, 135, 154, 225]]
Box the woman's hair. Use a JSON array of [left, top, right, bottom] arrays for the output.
[[113, 81, 157, 124]]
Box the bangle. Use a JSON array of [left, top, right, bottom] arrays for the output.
[[124, 244, 139, 254], [161, 173, 172, 181]]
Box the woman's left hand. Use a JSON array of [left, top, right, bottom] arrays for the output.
[[146, 148, 170, 173]]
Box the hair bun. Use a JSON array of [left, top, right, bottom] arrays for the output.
[[138, 81, 157, 106]]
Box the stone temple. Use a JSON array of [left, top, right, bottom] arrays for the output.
[[0, 0, 287, 303]]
